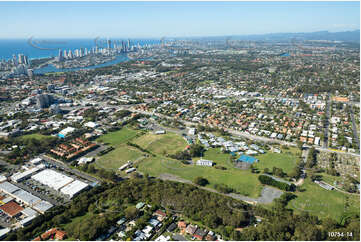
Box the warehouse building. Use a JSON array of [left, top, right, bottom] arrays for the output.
[[0, 201, 24, 217], [11, 167, 41, 183], [21, 207, 38, 217], [60, 180, 89, 198], [20, 215, 37, 227], [12, 189, 42, 206], [0, 182, 20, 195], [31, 169, 74, 191], [33, 200, 53, 214]]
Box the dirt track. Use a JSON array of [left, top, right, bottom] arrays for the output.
[[158, 173, 283, 204]]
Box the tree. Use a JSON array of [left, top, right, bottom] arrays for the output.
[[189, 144, 205, 157], [296, 140, 303, 150], [194, 177, 209, 186], [306, 147, 317, 168], [124, 207, 138, 219]]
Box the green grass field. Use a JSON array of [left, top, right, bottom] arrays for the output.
[[287, 178, 360, 222], [96, 127, 142, 145], [193, 148, 233, 168], [254, 148, 299, 174], [20, 133, 55, 141], [95, 128, 303, 199], [133, 132, 187, 156], [96, 146, 144, 170], [138, 146, 303, 198], [138, 155, 262, 197], [95, 127, 145, 170]]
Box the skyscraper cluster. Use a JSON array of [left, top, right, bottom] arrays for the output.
[[0, 53, 31, 76], [56, 39, 140, 62]]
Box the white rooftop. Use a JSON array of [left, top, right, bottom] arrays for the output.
[[30, 157, 42, 164], [60, 180, 89, 198], [12, 189, 41, 206], [33, 200, 53, 213], [0, 181, 20, 194], [31, 169, 74, 191], [22, 207, 38, 217]]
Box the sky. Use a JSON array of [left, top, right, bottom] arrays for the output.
[[0, 1, 360, 38]]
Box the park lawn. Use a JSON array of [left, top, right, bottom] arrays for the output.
[[96, 127, 142, 146], [138, 155, 262, 198], [287, 178, 360, 222], [133, 132, 187, 156], [254, 149, 299, 174]]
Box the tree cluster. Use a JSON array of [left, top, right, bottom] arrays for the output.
[[258, 175, 296, 191]]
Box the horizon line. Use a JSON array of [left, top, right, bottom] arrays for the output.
[[0, 29, 359, 40]]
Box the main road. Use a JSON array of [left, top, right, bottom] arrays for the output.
[[348, 103, 360, 149], [323, 93, 331, 148]]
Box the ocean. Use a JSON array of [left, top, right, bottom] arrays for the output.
[[0, 38, 160, 73]]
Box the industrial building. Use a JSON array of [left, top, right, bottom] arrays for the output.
[[31, 169, 74, 191], [60, 180, 89, 198], [0, 182, 20, 195], [0, 201, 24, 217], [10, 166, 41, 183], [21, 207, 38, 217], [32, 200, 53, 214], [12, 189, 42, 206]]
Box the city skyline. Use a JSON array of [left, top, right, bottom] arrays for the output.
[[0, 1, 359, 38]]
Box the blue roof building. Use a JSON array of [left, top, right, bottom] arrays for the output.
[[280, 53, 290, 57], [237, 155, 258, 164]]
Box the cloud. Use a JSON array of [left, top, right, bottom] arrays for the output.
[[332, 23, 359, 29]]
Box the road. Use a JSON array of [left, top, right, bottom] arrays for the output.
[[321, 180, 360, 196], [348, 104, 360, 149], [228, 129, 296, 147], [127, 107, 360, 157], [295, 148, 309, 186], [323, 93, 331, 148]]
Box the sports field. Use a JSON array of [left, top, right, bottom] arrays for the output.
[[96, 127, 142, 145], [133, 132, 187, 156], [95, 127, 145, 170]]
